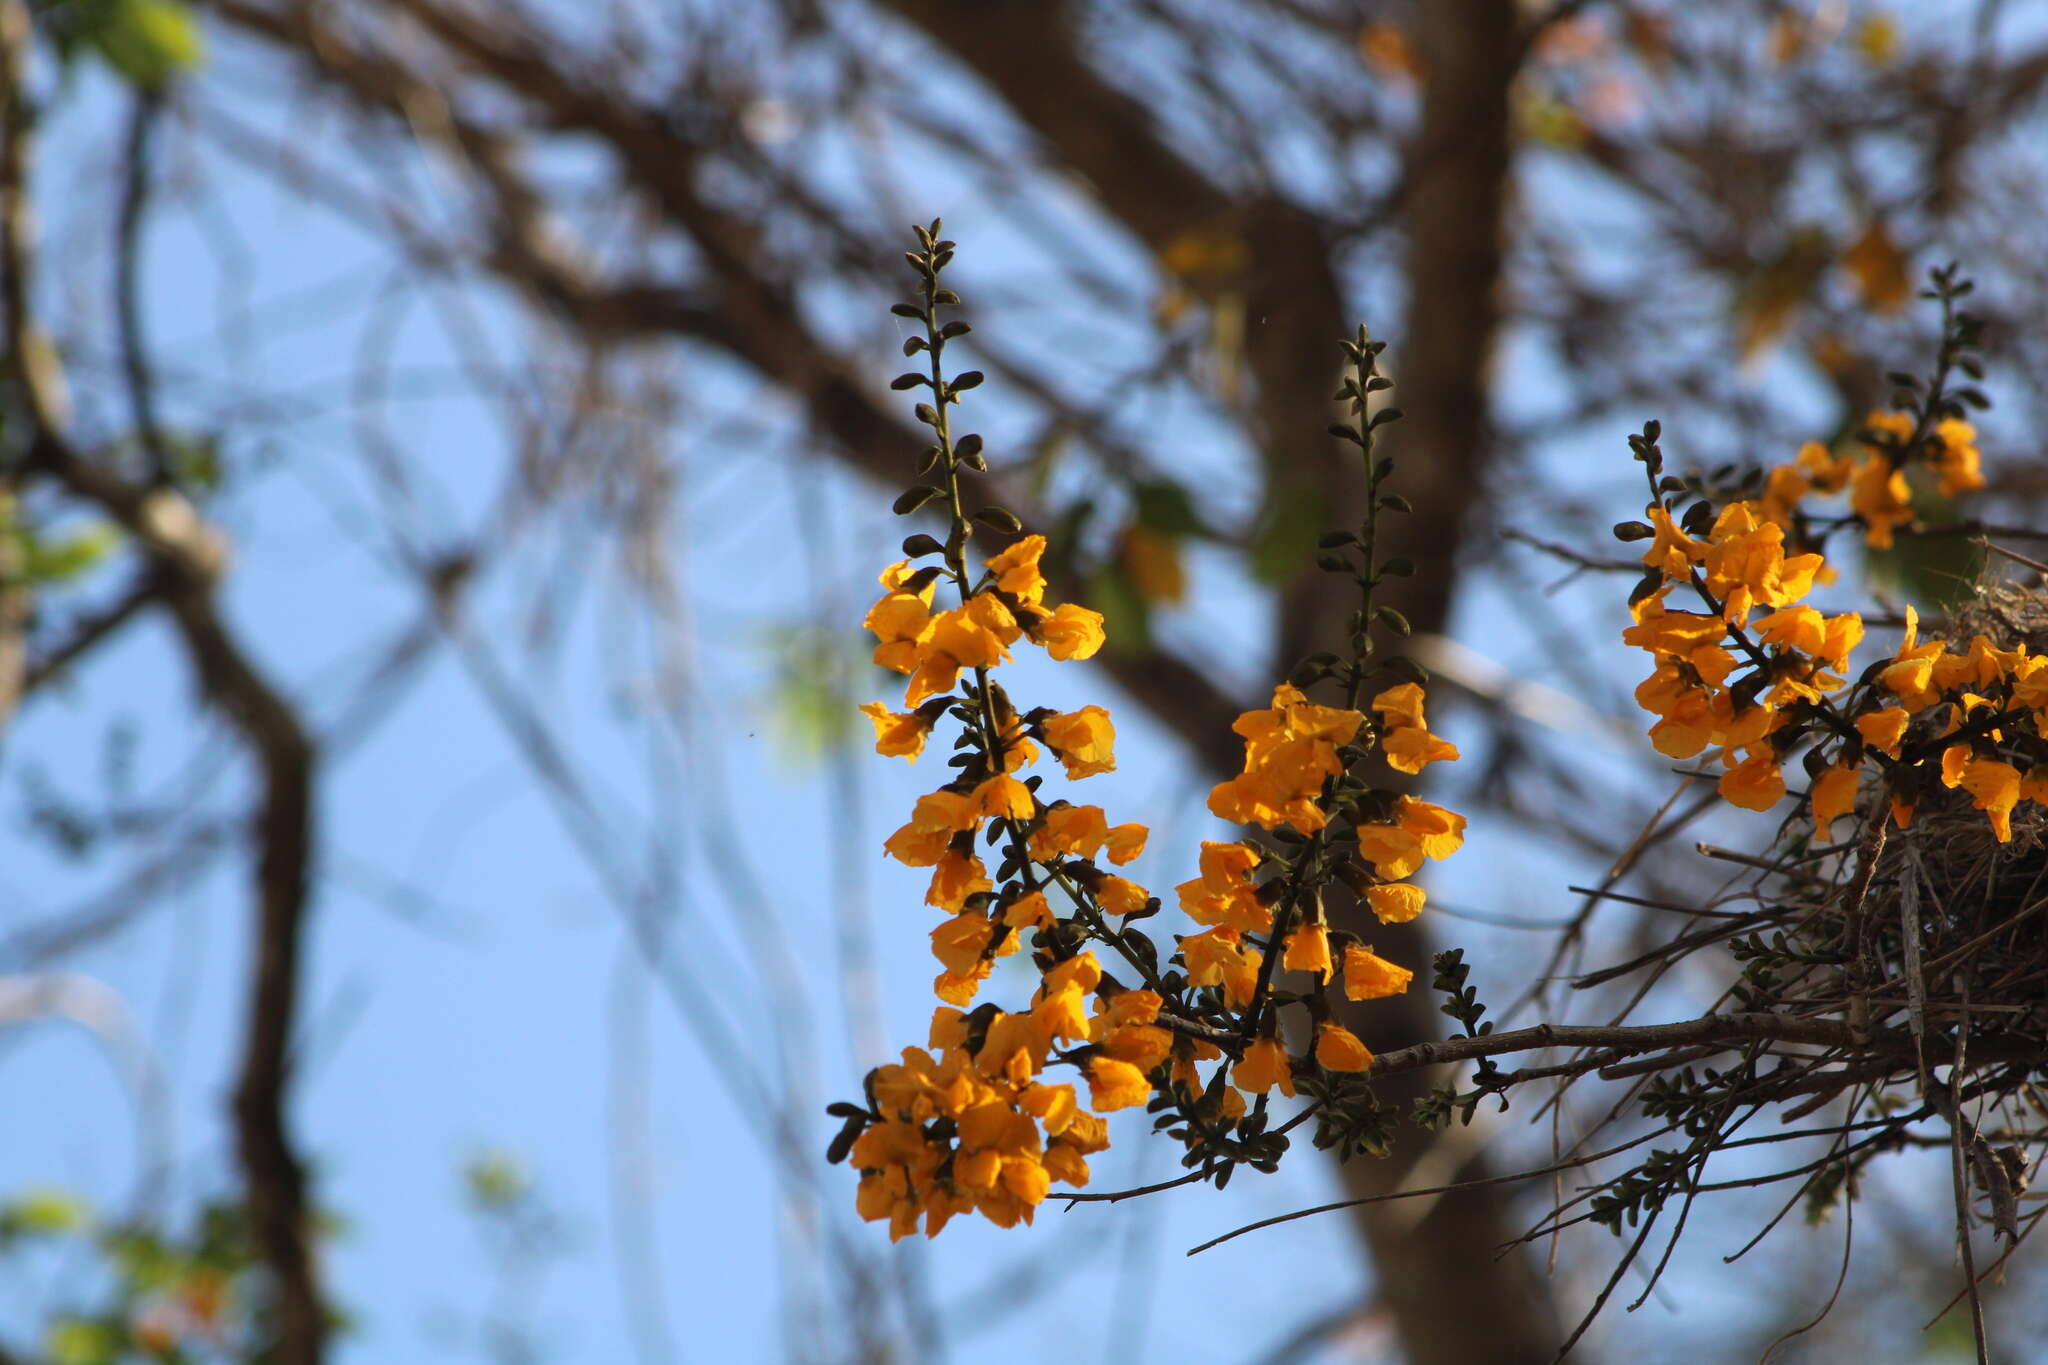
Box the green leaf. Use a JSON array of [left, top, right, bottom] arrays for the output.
[[463, 1149, 531, 1210], [22, 523, 120, 584], [758, 623, 860, 764], [46, 1319, 122, 1365], [1086, 563, 1150, 655], [6, 1187, 90, 1236], [1131, 479, 1204, 537], [1862, 474, 1983, 612], [86, 0, 205, 89], [1248, 488, 1324, 584]]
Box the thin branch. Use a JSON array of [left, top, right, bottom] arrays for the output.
[[1, 8, 326, 1354]]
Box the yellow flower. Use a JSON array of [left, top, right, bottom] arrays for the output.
[[1175, 841, 1270, 932], [1341, 945, 1412, 1001], [927, 851, 993, 910], [1029, 803, 1109, 860], [1096, 875, 1149, 916], [1930, 419, 1984, 496], [1003, 890, 1055, 931], [1042, 1142, 1089, 1188], [1314, 1023, 1374, 1073], [1810, 764, 1860, 836], [1100, 1024, 1172, 1070], [1958, 757, 2022, 843], [1180, 928, 1261, 1005], [1405, 799, 1467, 856], [1849, 451, 1913, 549], [864, 560, 936, 669], [1371, 683, 1429, 731], [884, 822, 953, 868], [1641, 502, 1707, 580], [1086, 1057, 1153, 1111], [1719, 753, 1786, 811], [1095, 989, 1163, 1029], [1282, 923, 1333, 982], [1019, 1081, 1079, 1135], [1383, 725, 1460, 774], [929, 1007, 968, 1051], [883, 789, 980, 867], [1354, 825, 1422, 880], [902, 652, 961, 708], [1819, 613, 1865, 673], [986, 535, 1048, 606], [1030, 982, 1093, 1045], [1179, 928, 1244, 988], [1039, 706, 1116, 780], [1232, 1037, 1296, 1097], [1201, 840, 1261, 880], [1880, 607, 1947, 712], [1623, 600, 1728, 656], [1042, 951, 1103, 995], [1855, 706, 1910, 755], [860, 702, 936, 761], [1367, 882, 1426, 924], [934, 964, 992, 1005], [979, 1013, 1049, 1082], [1104, 823, 1148, 865], [1030, 603, 1106, 660], [927, 595, 1018, 671], [1797, 440, 1854, 493], [1700, 503, 1823, 621], [973, 774, 1035, 821], [930, 914, 995, 977], [1374, 681, 1461, 772], [1647, 690, 1717, 760], [2012, 653, 2048, 711], [1759, 462, 1809, 528]]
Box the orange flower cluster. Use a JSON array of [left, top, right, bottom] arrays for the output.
[[1182, 679, 1463, 1091], [845, 239, 1471, 1243], [1627, 498, 1862, 811], [1622, 409, 2043, 845], [1759, 411, 1984, 551], [864, 536, 1105, 710], [1831, 605, 2048, 841], [853, 553, 1470, 1238], [851, 530, 1191, 1237]]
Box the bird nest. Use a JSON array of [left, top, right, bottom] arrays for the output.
[[1639, 576, 2048, 1254]]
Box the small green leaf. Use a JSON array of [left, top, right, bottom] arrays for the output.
[[1249, 488, 1324, 584], [87, 0, 204, 89], [46, 1319, 121, 1365], [892, 485, 941, 516], [1132, 479, 1204, 537], [1086, 563, 1150, 655]]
